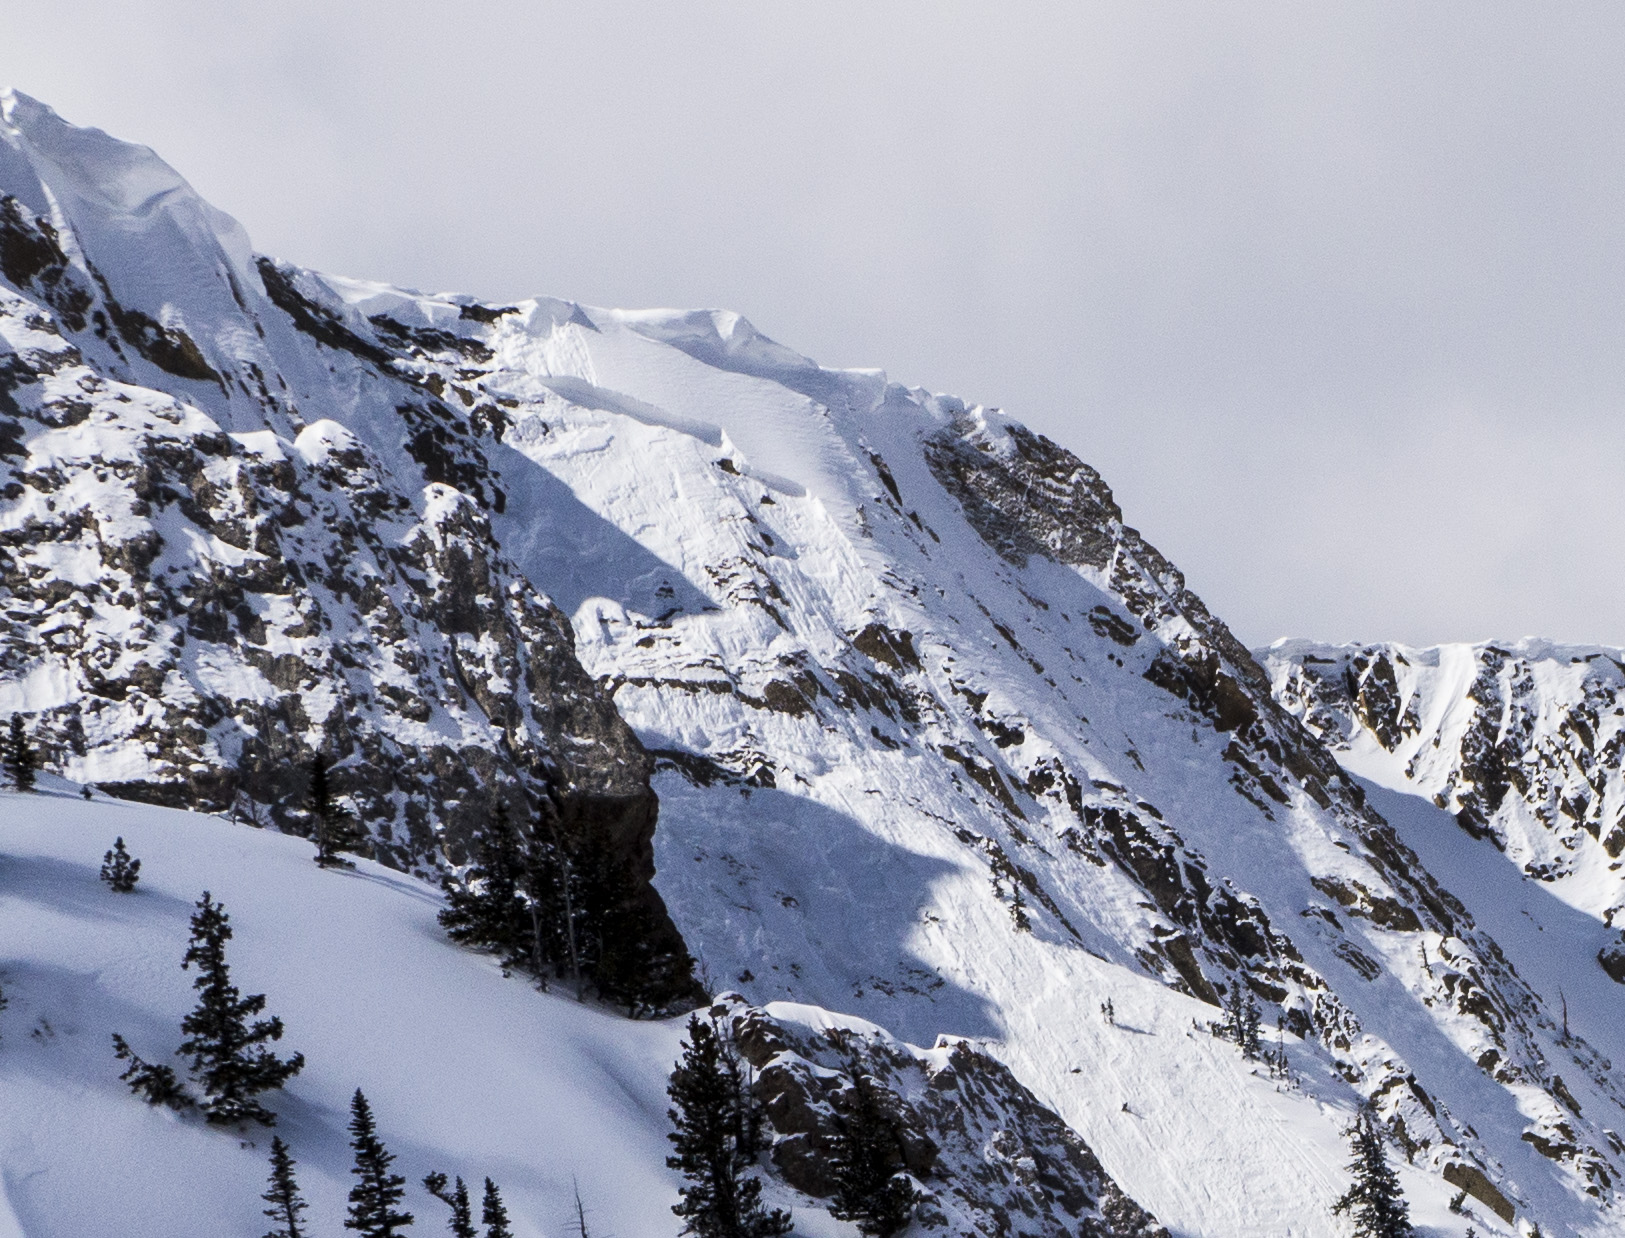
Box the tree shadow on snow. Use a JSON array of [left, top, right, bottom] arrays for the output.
[[0, 957, 191, 1090], [0, 853, 195, 925]]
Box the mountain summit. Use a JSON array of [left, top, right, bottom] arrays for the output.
[[2, 90, 1621, 1235]]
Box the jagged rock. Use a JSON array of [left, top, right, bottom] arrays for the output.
[[715, 998, 1168, 1238], [1262, 639, 1625, 917]]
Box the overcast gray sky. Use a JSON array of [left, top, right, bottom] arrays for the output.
[[6, 3, 1623, 648]]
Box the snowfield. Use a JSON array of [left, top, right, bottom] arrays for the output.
[[0, 781, 708, 1238]]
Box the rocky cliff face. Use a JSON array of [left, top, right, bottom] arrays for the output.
[[0, 91, 687, 985], [1261, 639, 1625, 924], [714, 996, 1168, 1238], [2, 89, 1623, 1234]]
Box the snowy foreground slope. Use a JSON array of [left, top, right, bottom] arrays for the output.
[[3, 89, 1625, 1234], [0, 784, 691, 1237], [1, 784, 1161, 1238]]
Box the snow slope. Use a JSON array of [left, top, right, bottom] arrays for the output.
[[3, 89, 1623, 1235], [0, 782, 694, 1238], [0, 781, 1177, 1238]]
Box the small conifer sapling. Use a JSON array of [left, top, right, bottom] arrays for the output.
[[101, 837, 141, 892], [3, 715, 35, 792], [178, 891, 304, 1126], [423, 1172, 477, 1238], [262, 1135, 310, 1238], [345, 1089, 414, 1236]]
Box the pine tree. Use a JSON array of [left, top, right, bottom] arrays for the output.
[[178, 891, 304, 1126], [1331, 1109, 1413, 1238], [262, 1135, 310, 1238], [345, 1089, 414, 1236], [827, 1057, 916, 1237], [438, 803, 529, 970], [111, 1032, 193, 1109], [573, 824, 698, 1014], [585, 837, 674, 1013], [1219, 985, 1262, 1059], [522, 813, 582, 988], [667, 1015, 792, 1238], [100, 837, 142, 892], [481, 1179, 513, 1238], [311, 754, 365, 866], [423, 1172, 477, 1238], [1239, 992, 1262, 1060], [3, 715, 35, 792]]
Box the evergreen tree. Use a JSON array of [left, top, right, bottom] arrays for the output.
[[521, 813, 582, 988], [573, 824, 698, 1014], [111, 1032, 193, 1109], [345, 1089, 414, 1236], [1331, 1109, 1413, 1238], [3, 715, 35, 792], [423, 1172, 477, 1238], [1239, 993, 1262, 1060], [438, 803, 529, 970], [438, 786, 699, 1013], [585, 838, 672, 1012], [311, 754, 365, 866], [480, 1178, 513, 1238], [667, 1015, 792, 1238], [1219, 985, 1262, 1059], [827, 1058, 916, 1237], [178, 891, 304, 1126], [261, 1135, 310, 1238], [100, 837, 141, 892]]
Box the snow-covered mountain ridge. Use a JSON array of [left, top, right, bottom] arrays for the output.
[[1261, 639, 1625, 934], [2, 89, 1622, 1234]]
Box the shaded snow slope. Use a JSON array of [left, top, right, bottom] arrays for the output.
[[2, 89, 1623, 1234]]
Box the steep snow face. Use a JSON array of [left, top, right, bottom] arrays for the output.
[[0, 785, 1155, 1238], [2, 90, 1624, 1234], [1260, 639, 1625, 921]]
